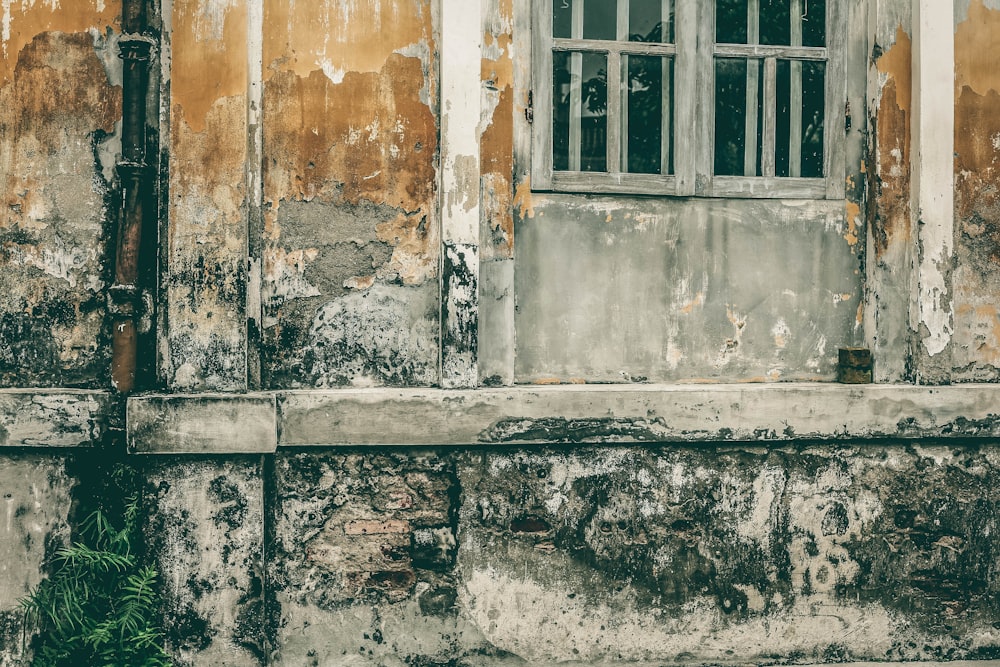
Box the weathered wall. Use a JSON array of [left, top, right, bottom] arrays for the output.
[[952, 0, 1000, 381], [145, 457, 265, 666], [865, 1, 912, 382], [162, 0, 250, 391], [517, 196, 861, 383], [513, 0, 868, 384], [0, 455, 73, 667], [0, 2, 121, 387], [260, 0, 440, 389], [143, 444, 1000, 665]]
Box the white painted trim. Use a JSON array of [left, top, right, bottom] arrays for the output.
[[911, 0, 955, 371], [439, 0, 483, 246], [439, 0, 483, 389]]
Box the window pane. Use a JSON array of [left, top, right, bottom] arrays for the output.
[[775, 59, 791, 176], [773, 59, 825, 177], [801, 60, 825, 177], [584, 0, 617, 40], [716, 0, 748, 44], [553, 51, 608, 172], [760, 0, 824, 46], [715, 58, 762, 176], [802, 0, 825, 47], [553, 0, 574, 38], [630, 0, 672, 43], [626, 56, 672, 174], [759, 0, 791, 45], [553, 0, 618, 40]]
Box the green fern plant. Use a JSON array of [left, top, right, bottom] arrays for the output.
[[20, 496, 172, 667]]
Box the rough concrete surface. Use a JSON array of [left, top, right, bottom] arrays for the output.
[[144, 458, 266, 666], [0, 455, 72, 667]]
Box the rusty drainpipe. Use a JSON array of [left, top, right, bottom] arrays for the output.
[[111, 0, 153, 393]]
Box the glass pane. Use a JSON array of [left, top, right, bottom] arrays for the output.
[[802, 0, 825, 47], [714, 58, 762, 176], [630, 0, 672, 43], [760, 0, 791, 45], [553, 0, 617, 40], [626, 56, 672, 174], [553, 0, 573, 38], [801, 60, 825, 177], [553, 51, 608, 172], [584, 0, 617, 40], [775, 59, 791, 176], [716, 0, 748, 44], [774, 59, 825, 178]]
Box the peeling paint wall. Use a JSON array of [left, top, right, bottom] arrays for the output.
[[952, 0, 1000, 381], [0, 2, 121, 387], [865, 5, 912, 382], [260, 0, 440, 388], [162, 0, 249, 391], [513, 0, 868, 384]]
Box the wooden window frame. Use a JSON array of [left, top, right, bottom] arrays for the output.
[[531, 0, 847, 199]]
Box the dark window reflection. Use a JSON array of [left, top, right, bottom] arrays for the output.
[[802, 0, 825, 47], [553, 0, 618, 40], [715, 58, 762, 176], [801, 60, 825, 176], [585, 0, 617, 39], [553, 0, 573, 38], [627, 56, 671, 174], [630, 0, 671, 43], [759, 0, 825, 46], [775, 59, 792, 176], [759, 0, 791, 45], [774, 59, 824, 177], [716, 0, 748, 44], [553, 51, 608, 172]]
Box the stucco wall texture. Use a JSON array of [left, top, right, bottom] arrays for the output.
[[3, 0, 1000, 665]]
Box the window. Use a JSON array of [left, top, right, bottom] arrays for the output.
[[531, 0, 846, 198]]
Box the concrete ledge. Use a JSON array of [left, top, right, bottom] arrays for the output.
[[277, 383, 1000, 446], [124, 383, 1000, 451], [127, 394, 277, 454], [0, 390, 109, 447]]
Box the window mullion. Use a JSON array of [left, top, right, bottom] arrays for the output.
[[691, 0, 712, 194], [607, 50, 623, 173], [569, 51, 583, 171], [761, 56, 777, 177], [661, 0, 673, 175], [789, 0, 803, 177], [618, 0, 629, 173], [661, 56, 672, 175], [744, 61, 760, 176]]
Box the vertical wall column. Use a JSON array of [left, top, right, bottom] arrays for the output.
[[440, 0, 483, 389], [162, 0, 251, 391], [910, 0, 954, 383]]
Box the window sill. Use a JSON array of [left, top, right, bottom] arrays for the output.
[[122, 383, 1000, 453]]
